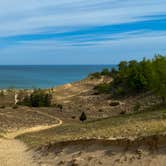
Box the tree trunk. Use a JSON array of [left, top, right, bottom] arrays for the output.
[[162, 96, 165, 103]]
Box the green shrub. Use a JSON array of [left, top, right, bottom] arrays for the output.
[[89, 72, 101, 79], [101, 68, 110, 76], [94, 83, 111, 94]]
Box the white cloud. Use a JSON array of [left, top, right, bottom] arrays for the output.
[[1, 30, 166, 60]]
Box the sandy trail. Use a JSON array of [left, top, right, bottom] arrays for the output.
[[0, 110, 63, 166], [0, 139, 37, 166], [5, 110, 62, 139]]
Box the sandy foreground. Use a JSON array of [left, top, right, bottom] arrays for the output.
[[0, 139, 37, 166]]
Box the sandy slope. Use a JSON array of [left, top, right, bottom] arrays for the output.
[[36, 145, 166, 166], [35, 137, 166, 166], [0, 111, 62, 166]]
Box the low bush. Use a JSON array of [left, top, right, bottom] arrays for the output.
[[57, 104, 63, 110], [0, 91, 4, 96], [101, 68, 110, 76], [109, 101, 120, 106], [162, 113, 166, 119], [94, 83, 112, 94], [89, 68, 111, 79], [98, 109, 103, 112], [120, 110, 126, 115], [71, 116, 76, 119], [12, 105, 18, 109], [89, 72, 101, 79], [133, 103, 141, 112], [112, 87, 126, 97], [0, 105, 5, 109]]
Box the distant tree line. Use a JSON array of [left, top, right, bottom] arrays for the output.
[[94, 55, 166, 101]]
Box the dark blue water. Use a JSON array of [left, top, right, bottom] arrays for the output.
[[0, 65, 115, 89]]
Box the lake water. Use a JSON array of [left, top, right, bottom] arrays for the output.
[[0, 65, 115, 89]]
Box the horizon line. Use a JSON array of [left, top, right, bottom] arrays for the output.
[[0, 64, 117, 66]]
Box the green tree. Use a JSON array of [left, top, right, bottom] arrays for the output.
[[151, 55, 166, 102], [79, 112, 87, 122], [94, 55, 166, 101]]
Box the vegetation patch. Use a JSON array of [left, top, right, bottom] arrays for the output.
[[18, 89, 52, 107], [109, 101, 120, 106]]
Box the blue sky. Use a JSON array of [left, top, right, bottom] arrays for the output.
[[0, 0, 166, 64]]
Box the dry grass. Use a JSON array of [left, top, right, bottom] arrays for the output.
[[0, 107, 58, 133], [17, 108, 166, 148]]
